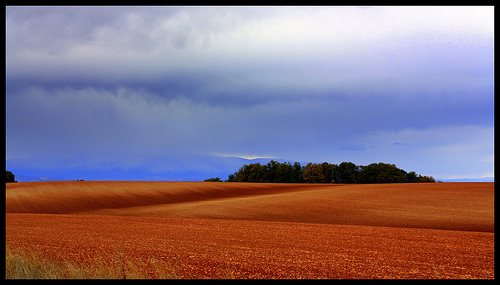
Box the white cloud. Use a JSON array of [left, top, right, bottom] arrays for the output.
[[213, 153, 279, 160], [7, 6, 493, 98]]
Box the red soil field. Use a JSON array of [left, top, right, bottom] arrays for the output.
[[5, 181, 494, 279]]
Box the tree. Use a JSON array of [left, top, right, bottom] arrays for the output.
[[321, 162, 337, 183], [226, 173, 238, 182], [303, 163, 326, 183], [236, 164, 252, 182], [204, 177, 222, 182], [358, 163, 407, 183], [249, 163, 266, 182], [358, 163, 378, 184], [265, 160, 280, 183], [418, 175, 436, 183], [291, 162, 303, 183], [226, 163, 267, 182], [336, 162, 359, 183], [379, 163, 406, 183], [6, 171, 17, 183], [225, 160, 434, 184], [406, 171, 419, 183]]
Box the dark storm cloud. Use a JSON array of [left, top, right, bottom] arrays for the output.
[[6, 6, 494, 180]]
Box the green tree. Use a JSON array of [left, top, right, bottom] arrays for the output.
[[358, 163, 378, 184], [265, 160, 280, 183], [204, 177, 222, 182], [321, 162, 337, 183], [406, 171, 419, 183], [336, 162, 359, 183], [226, 173, 238, 182], [6, 171, 17, 183], [274, 161, 299, 183], [291, 162, 303, 183], [226, 160, 434, 184], [358, 163, 406, 183], [418, 175, 436, 183], [303, 163, 325, 183], [233, 164, 251, 182], [379, 163, 406, 183], [249, 163, 267, 182]]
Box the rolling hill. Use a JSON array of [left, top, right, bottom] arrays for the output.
[[5, 181, 494, 278]]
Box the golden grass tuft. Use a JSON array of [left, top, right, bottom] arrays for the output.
[[5, 246, 180, 279]]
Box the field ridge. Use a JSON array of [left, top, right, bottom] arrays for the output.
[[6, 181, 334, 215], [6, 181, 494, 232]]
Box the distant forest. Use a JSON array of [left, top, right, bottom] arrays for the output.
[[206, 160, 435, 183]]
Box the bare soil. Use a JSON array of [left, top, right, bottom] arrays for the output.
[[5, 181, 494, 279]]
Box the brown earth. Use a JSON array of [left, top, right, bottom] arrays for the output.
[[5, 181, 494, 279]]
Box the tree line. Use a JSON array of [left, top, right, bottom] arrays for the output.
[[207, 160, 435, 183]]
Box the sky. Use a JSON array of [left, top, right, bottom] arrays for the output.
[[6, 6, 494, 181]]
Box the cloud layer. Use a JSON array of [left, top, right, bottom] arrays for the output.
[[6, 6, 494, 180]]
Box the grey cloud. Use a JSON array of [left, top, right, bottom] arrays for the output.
[[7, 7, 128, 55], [7, 6, 493, 104], [7, 77, 493, 161]]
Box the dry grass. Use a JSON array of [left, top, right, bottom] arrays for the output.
[[6, 243, 309, 279], [5, 245, 182, 279]]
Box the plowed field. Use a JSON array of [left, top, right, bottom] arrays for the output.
[[5, 181, 494, 279]]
